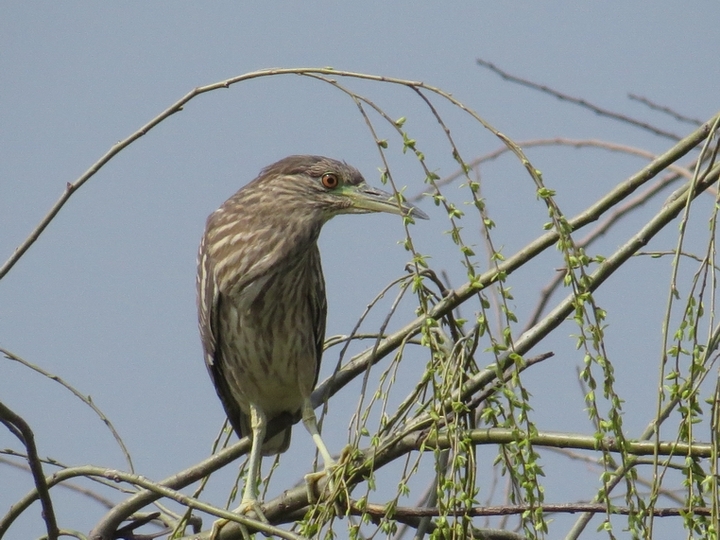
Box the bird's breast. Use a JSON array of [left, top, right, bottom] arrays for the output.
[[217, 267, 321, 417]]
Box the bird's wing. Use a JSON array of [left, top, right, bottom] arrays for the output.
[[309, 246, 327, 390], [197, 243, 246, 437]]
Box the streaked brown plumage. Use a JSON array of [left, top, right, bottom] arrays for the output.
[[197, 155, 427, 509]]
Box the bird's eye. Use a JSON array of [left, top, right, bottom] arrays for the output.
[[321, 173, 339, 189]]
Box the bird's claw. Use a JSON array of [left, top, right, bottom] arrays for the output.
[[305, 450, 355, 515], [209, 499, 267, 540], [209, 518, 232, 540], [336, 444, 354, 466], [305, 469, 332, 504], [236, 498, 268, 521]]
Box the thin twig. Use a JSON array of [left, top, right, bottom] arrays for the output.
[[628, 93, 704, 126], [0, 456, 116, 509], [410, 137, 693, 201], [476, 58, 682, 140], [523, 166, 686, 331], [0, 67, 481, 282], [1, 348, 134, 472]]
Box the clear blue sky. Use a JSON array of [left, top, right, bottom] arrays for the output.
[[1, 3, 718, 538]]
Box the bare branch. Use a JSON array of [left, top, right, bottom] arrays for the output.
[[476, 58, 682, 140], [1, 348, 134, 473], [628, 93, 704, 126], [0, 401, 59, 540]]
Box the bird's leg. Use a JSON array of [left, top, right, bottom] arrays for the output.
[[302, 398, 335, 469], [301, 398, 336, 503], [240, 403, 267, 511], [210, 405, 267, 540]]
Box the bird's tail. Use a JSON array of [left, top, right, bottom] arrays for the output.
[[260, 426, 292, 455]]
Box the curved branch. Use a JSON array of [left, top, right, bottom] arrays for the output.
[[411, 137, 693, 201], [3, 462, 301, 540], [0, 401, 58, 540], [1, 348, 134, 473], [0, 66, 489, 281]]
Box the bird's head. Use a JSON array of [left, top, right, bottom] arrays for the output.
[[255, 155, 429, 222]]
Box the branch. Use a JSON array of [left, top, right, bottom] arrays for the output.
[[0, 66, 501, 282], [1, 347, 134, 472], [86, 437, 251, 539], [172, 420, 713, 539], [353, 501, 712, 519], [314, 111, 720, 408], [523, 164, 689, 331], [8, 66, 716, 538], [476, 58, 682, 140], [423, 428, 714, 458], [628, 93, 704, 126], [3, 463, 299, 540], [0, 401, 59, 540], [80, 109, 720, 539], [0, 455, 116, 509], [411, 137, 693, 201]]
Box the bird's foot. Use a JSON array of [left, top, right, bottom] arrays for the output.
[[209, 499, 267, 540], [307, 468, 352, 520], [304, 468, 331, 505], [209, 518, 235, 540], [234, 498, 268, 521], [336, 444, 355, 466], [305, 448, 356, 514]]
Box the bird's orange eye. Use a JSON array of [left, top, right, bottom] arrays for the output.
[[321, 173, 339, 189]]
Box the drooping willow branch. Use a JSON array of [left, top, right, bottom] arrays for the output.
[[88, 159, 719, 538], [4, 65, 718, 539], [87, 97, 719, 539]]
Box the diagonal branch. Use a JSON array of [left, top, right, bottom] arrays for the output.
[[313, 113, 720, 407], [476, 58, 682, 140]]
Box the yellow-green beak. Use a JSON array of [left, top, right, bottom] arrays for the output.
[[343, 184, 429, 220]]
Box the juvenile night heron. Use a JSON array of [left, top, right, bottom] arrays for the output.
[[197, 155, 427, 511]]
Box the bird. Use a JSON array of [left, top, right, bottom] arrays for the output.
[[196, 155, 428, 512]]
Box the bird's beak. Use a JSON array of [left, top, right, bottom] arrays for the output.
[[343, 184, 429, 220]]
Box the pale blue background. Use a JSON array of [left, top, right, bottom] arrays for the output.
[[1, 3, 718, 538]]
